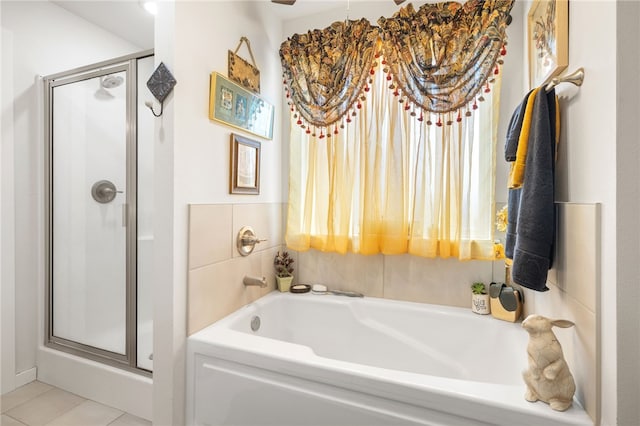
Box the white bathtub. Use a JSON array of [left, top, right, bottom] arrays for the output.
[[187, 292, 592, 426]]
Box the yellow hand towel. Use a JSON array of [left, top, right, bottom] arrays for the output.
[[508, 87, 540, 189], [509, 89, 561, 189], [554, 96, 560, 162]]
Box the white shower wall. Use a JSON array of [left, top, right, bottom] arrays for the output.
[[137, 54, 155, 370], [52, 73, 128, 354]]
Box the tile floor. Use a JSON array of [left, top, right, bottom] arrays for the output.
[[1, 381, 150, 426]]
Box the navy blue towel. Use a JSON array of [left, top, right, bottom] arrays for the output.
[[510, 88, 557, 292], [504, 90, 534, 162]]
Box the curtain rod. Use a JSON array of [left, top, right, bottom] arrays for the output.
[[545, 68, 585, 93]]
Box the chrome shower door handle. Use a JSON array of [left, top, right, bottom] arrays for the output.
[[91, 180, 123, 203]]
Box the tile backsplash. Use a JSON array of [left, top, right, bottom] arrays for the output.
[[520, 203, 600, 423], [297, 251, 495, 309], [187, 203, 285, 335], [187, 202, 496, 335]]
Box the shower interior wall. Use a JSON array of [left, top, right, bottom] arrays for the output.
[[52, 71, 128, 355]]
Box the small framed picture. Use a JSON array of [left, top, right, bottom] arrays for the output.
[[230, 133, 260, 195]]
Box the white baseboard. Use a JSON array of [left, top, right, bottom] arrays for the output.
[[15, 367, 37, 388]]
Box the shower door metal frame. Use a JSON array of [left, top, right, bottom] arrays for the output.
[[43, 50, 153, 376]]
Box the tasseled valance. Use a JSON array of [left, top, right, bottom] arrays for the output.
[[378, 0, 513, 114], [279, 19, 380, 128], [280, 0, 514, 131]]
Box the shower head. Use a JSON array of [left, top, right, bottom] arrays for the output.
[[101, 75, 124, 89]]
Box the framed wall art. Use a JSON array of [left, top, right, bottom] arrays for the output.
[[527, 0, 568, 89], [230, 133, 261, 195], [209, 72, 274, 140]]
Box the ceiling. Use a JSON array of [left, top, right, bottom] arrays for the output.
[[51, 1, 155, 49], [50, 1, 400, 49], [270, 1, 357, 20]]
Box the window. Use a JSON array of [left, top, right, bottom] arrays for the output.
[[286, 64, 501, 260]]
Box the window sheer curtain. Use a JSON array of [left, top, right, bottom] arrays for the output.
[[282, 0, 512, 260], [286, 65, 502, 259]]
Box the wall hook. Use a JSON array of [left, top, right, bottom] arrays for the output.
[[145, 101, 164, 117], [146, 62, 176, 118]]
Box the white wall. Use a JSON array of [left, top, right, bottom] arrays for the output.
[[0, 0, 142, 392], [1, 26, 17, 395], [615, 2, 640, 425], [152, 2, 284, 424], [546, 2, 617, 424]]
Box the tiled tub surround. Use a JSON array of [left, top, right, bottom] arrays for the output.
[[520, 203, 600, 423], [187, 202, 598, 423], [297, 251, 495, 308], [187, 203, 288, 335], [186, 203, 491, 335]]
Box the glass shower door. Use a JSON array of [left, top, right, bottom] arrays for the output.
[[50, 66, 129, 357]]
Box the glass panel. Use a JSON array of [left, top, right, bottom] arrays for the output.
[[52, 71, 127, 355], [136, 56, 154, 371]]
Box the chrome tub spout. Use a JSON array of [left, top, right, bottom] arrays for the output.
[[243, 276, 267, 288]]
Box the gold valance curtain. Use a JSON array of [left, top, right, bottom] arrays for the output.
[[279, 19, 380, 128], [378, 0, 513, 114], [279, 0, 513, 130]]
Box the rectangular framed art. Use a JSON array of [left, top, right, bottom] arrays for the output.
[[527, 0, 568, 89], [209, 72, 274, 140], [230, 133, 261, 195]]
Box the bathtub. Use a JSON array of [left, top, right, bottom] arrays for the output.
[[186, 292, 592, 426]]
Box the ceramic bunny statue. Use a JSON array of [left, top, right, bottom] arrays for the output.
[[522, 314, 576, 411]]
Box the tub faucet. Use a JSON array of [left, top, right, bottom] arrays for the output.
[[243, 276, 267, 288]]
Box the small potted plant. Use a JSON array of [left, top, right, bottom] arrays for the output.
[[274, 250, 294, 292], [471, 282, 490, 315]]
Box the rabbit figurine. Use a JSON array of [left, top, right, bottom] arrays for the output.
[[521, 314, 576, 411]]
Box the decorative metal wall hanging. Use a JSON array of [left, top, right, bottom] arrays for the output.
[[228, 37, 260, 93], [146, 62, 177, 117]]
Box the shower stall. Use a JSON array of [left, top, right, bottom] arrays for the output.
[[43, 50, 155, 374]]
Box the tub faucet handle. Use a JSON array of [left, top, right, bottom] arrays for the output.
[[237, 226, 266, 256], [242, 235, 267, 245]]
